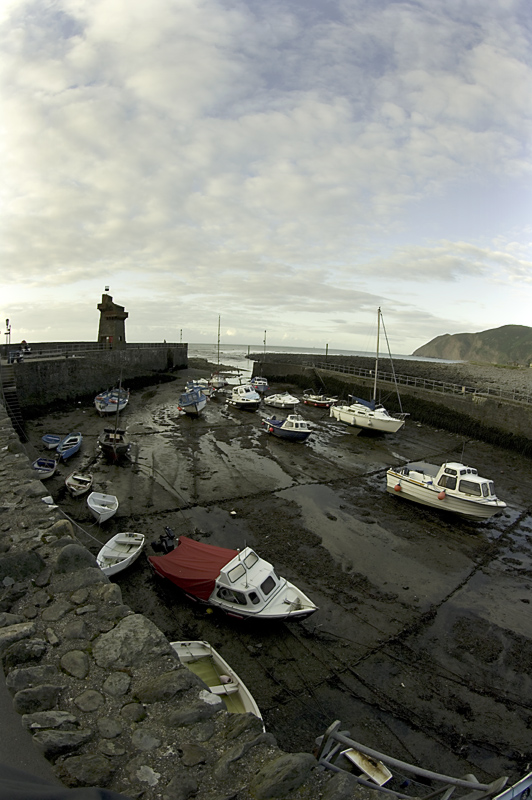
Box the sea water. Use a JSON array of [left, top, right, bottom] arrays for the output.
[[188, 342, 459, 373]]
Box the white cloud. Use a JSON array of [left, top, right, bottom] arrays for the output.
[[0, 0, 531, 352]]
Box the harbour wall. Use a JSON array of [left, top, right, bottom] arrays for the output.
[[252, 355, 532, 455], [1, 343, 188, 411], [0, 404, 344, 800]]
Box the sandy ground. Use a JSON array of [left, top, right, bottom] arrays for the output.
[[23, 363, 532, 794]]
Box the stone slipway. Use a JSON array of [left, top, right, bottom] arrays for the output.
[[0, 402, 361, 800]]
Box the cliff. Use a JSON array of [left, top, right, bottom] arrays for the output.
[[412, 325, 532, 365]]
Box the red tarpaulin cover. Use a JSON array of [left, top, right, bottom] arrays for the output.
[[148, 536, 239, 600]]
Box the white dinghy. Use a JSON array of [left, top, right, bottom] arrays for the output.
[[97, 532, 145, 576], [170, 640, 263, 722], [87, 491, 119, 524]]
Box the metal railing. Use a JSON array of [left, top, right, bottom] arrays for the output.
[[311, 361, 532, 406], [315, 721, 523, 800]]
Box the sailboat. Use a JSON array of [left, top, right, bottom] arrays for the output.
[[330, 308, 408, 433], [210, 316, 228, 389], [98, 377, 130, 461]]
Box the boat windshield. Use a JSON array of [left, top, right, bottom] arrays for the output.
[[227, 563, 246, 583], [244, 551, 258, 568], [458, 479, 482, 496], [261, 575, 277, 595]]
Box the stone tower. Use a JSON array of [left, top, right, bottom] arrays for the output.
[[97, 293, 128, 349]]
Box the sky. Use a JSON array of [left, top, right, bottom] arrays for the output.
[[1, 0, 531, 355]]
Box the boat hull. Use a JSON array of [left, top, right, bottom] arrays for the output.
[[228, 399, 260, 411], [171, 640, 263, 721], [386, 470, 505, 520], [57, 432, 82, 461], [264, 421, 311, 442], [65, 472, 93, 497]]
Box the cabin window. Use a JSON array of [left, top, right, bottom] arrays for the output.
[[488, 481, 495, 496], [438, 475, 456, 490], [458, 480, 482, 496], [249, 591, 261, 605], [261, 576, 276, 596], [217, 588, 247, 605], [244, 552, 258, 569], [228, 564, 246, 583], [444, 468, 457, 476], [481, 483, 489, 497]]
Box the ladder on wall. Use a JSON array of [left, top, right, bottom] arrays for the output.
[[0, 363, 27, 442]]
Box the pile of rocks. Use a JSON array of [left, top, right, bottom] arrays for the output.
[[0, 404, 358, 800]]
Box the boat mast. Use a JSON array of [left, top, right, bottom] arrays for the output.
[[217, 315, 221, 369], [373, 308, 380, 402]]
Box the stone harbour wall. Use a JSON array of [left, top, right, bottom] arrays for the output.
[[0, 403, 360, 800]]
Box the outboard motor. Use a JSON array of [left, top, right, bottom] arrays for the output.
[[153, 526, 176, 554]]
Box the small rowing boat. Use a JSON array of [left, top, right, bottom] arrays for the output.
[[87, 491, 119, 524], [97, 532, 145, 576], [65, 471, 93, 497], [170, 640, 263, 722]]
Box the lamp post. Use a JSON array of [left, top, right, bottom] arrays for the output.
[[5, 319, 11, 347]]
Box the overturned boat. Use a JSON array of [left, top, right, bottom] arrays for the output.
[[386, 461, 506, 520], [149, 536, 317, 621]]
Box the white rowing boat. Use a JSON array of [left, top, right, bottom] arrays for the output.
[[97, 532, 145, 576], [87, 491, 119, 524]]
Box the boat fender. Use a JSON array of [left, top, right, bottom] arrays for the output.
[[220, 674, 232, 684], [394, 484, 401, 492], [269, 426, 274, 433], [438, 491, 446, 500]]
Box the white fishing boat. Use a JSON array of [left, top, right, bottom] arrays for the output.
[[227, 384, 261, 411], [87, 491, 119, 523], [97, 532, 145, 576], [149, 536, 318, 621], [330, 308, 407, 433], [386, 461, 507, 520], [65, 471, 93, 497], [185, 379, 213, 398], [170, 640, 263, 722], [263, 392, 300, 409]]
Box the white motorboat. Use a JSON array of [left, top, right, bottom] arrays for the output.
[[227, 384, 261, 411], [65, 471, 93, 497], [170, 640, 263, 722], [87, 491, 119, 524], [97, 532, 145, 576], [263, 392, 300, 409], [185, 379, 213, 398], [386, 461, 507, 520], [149, 536, 318, 621], [330, 308, 407, 433]]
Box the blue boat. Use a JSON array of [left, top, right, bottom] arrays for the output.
[[178, 387, 207, 416], [41, 433, 64, 450], [262, 414, 312, 442], [31, 457, 58, 479], [57, 431, 82, 461]]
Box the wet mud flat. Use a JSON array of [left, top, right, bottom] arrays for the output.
[[24, 366, 532, 792]]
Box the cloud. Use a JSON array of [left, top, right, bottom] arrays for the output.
[[0, 0, 530, 352]]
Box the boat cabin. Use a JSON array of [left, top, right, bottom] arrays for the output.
[[213, 548, 284, 610], [280, 414, 310, 431], [435, 462, 496, 498]]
